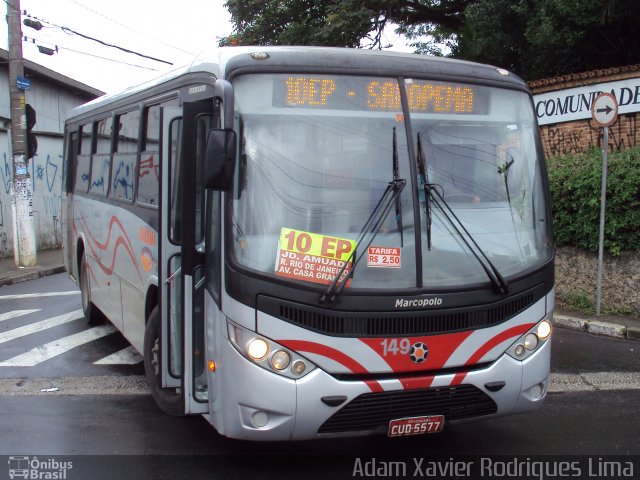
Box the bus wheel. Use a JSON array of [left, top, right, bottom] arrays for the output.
[[80, 254, 100, 324], [144, 306, 184, 416]]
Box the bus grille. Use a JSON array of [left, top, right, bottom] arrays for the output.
[[257, 284, 544, 337], [318, 384, 497, 434]]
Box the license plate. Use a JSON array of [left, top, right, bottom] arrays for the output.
[[388, 415, 444, 437]]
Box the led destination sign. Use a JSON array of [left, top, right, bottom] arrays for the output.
[[274, 76, 485, 114]]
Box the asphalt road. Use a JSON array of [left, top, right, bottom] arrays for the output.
[[0, 273, 638, 480]]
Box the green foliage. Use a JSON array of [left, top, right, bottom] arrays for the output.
[[456, 0, 640, 80], [221, 0, 470, 52], [222, 0, 640, 81], [547, 146, 640, 256], [564, 292, 594, 313]]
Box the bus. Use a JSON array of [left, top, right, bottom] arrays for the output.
[[62, 46, 554, 441]]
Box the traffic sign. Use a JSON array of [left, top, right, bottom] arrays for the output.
[[591, 93, 618, 127], [16, 76, 30, 90]]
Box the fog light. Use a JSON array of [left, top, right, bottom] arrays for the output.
[[270, 350, 291, 370], [514, 344, 526, 357], [537, 320, 552, 340], [291, 360, 306, 376], [252, 411, 269, 427], [524, 333, 539, 351], [247, 338, 269, 361], [528, 383, 544, 399]]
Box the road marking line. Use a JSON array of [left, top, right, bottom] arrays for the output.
[[93, 346, 143, 365], [0, 291, 80, 300], [0, 373, 639, 397], [0, 375, 149, 395], [0, 324, 117, 367], [0, 309, 84, 345], [0, 309, 41, 322]]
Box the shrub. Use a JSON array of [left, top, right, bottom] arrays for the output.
[[547, 146, 640, 255]]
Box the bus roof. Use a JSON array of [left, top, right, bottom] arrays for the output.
[[68, 46, 527, 120]]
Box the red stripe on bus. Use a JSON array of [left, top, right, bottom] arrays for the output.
[[450, 323, 535, 385], [279, 340, 383, 392]]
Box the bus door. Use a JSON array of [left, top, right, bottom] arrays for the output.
[[160, 101, 212, 414]]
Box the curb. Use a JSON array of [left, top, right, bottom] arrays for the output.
[[553, 314, 639, 342], [0, 266, 66, 288]]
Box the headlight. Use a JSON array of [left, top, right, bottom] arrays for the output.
[[247, 338, 269, 361], [524, 333, 539, 351], [537, 320, 552, 340], [507, 318, 552, 361], [227, 319, 316, 378], [270, 350, 291, 370]]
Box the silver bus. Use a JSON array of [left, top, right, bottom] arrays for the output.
[[63, 46, 554, 440]]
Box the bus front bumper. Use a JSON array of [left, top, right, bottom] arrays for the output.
[[211, 332, 550, 441]]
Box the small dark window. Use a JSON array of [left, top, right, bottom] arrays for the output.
[[79, 123, 92, 155], [116, 110, 140, 153], [95, 117, 113, 154]]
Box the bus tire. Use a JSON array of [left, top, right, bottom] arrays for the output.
[[144, 306, 185, 416], [80, 253, 100, 325]]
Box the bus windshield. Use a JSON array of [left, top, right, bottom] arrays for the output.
[[230, 73, 552, 291]]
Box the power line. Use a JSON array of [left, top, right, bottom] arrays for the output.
[[22, 35, 160, 71], [66, 0, 194, 55], [23, 12, 173, 65]]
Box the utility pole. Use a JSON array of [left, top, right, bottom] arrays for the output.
[[7, 0, 37, 266]]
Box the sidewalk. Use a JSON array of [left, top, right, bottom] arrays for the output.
[[0, 247, 67, 287], [0, 247, 638, 341]]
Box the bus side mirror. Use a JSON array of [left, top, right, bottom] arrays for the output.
[[205, 129, 237, 190]]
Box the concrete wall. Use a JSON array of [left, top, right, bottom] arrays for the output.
[[0, 60, 101, 259], [0, 132, 65, 256], [530, 66, 640, 158], [555, 247, 640, 316]]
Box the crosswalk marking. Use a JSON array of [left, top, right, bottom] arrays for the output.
[[93, 346, 143, 365], [0, 324, 117, 367], [0, 290, 80, 301], [0, 309, 84, 345], [0, 306, 142, 367], [0, 309, 40, 322]]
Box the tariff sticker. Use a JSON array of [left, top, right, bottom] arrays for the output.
[[367, 246, 401, 268], [274, 228, 357, 286]]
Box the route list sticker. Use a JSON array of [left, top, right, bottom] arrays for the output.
[[275, 227, 356, 286]]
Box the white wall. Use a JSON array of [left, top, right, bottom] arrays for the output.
[[0, 67, 100, 259]]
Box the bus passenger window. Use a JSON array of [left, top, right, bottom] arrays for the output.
[[75, 124, 92, 193], [112, 110, 140, 202], [89, 117, 113, 197]]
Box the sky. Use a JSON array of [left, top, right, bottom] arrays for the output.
[[1, 0, 413, 94]]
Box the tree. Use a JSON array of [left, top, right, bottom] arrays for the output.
[[221, 0, 471, 54], [457, 0, 640, 80], [221, 0, 640, 80]]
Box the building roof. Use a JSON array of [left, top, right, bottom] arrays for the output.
[[0, 48, 104, 98], [528, 65, 640, 93]]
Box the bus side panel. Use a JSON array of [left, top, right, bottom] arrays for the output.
[[74, 196, 124, 331]]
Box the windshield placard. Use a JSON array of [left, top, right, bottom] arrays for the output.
[[275, 228, 357, 286]]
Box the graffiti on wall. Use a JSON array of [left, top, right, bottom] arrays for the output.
[[0, 144, 64, 258], [540, 113, 639, 157]]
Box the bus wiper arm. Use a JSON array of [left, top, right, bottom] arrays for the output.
[[416, 133, 432, 250], [428, 188, 509, 295], [319, 178, 406, 304], [392, 127, 404, 247]]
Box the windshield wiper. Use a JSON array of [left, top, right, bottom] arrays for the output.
[[416, 133, 509, 295], [319, 177, 406, 304], [393, 127, 404, 247], [416, 133, 432, 250], [498, 156, 515, 206]]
